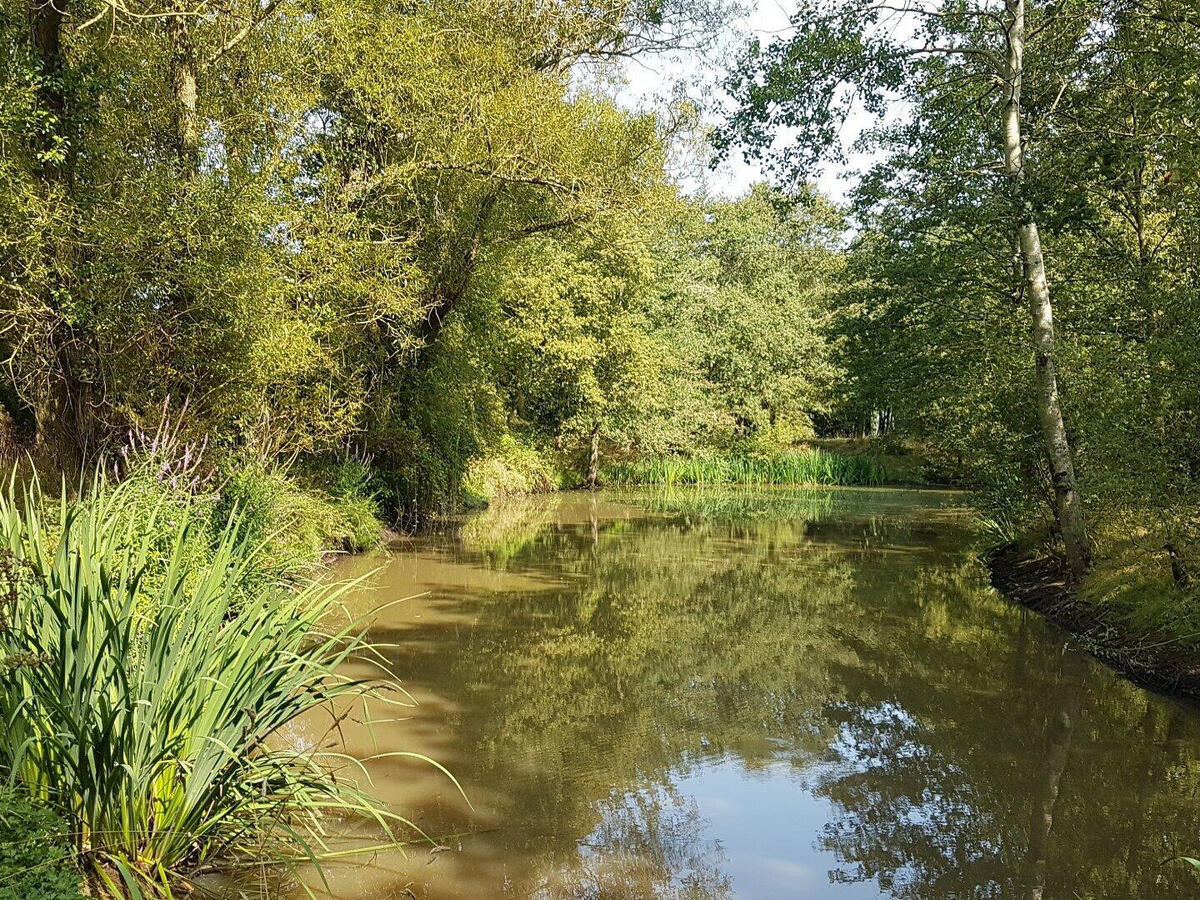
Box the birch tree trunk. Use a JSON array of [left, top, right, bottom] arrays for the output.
[[586, 422, 601, 490], [1003, 0, 1091, 582]]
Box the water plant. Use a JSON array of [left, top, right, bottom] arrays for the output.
[[0, 475, 402, 898], [634, 485, 841, 522], [602, 449, 898, 488]]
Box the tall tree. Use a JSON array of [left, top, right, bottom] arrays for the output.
[[1000, 0, 1090, 578], [719, 0, 1097, 577]]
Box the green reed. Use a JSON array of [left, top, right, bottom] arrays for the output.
[[0, 475, 419, 898], [603, 449, 894, 488]]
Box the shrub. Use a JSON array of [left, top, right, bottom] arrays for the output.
[[316, 458, 385, 551], [0, 476, 400, 897], [0, 791, 83, 900], [333, 492, 386, 551], [218, 461, 381, 577], [463, 436, 560, 505]]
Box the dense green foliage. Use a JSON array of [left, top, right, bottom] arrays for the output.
[[0, 791, 83, 900], [721, 1, 1200, 626], [4, 0, 1191, 546], [648, 184, 844, 449], [0, 0, 848, 524], [0, 476, 397, 897]]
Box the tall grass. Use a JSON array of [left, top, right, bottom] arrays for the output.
[[603, 450, 896, 488], [0, 476, 405, 898]]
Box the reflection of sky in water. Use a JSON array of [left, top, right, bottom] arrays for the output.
[[585, 753, 886, 898], [581, 697, 1002, 899]]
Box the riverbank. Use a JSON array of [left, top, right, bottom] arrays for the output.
[[460, 438, 940, 508], [986, 545, 1200, 701]]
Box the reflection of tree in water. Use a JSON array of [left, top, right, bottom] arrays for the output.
[[813, 560, 1200, 899], [371, 490, 1200, 897], [534, 783, 732, 899], [411, 492, 971, 894]]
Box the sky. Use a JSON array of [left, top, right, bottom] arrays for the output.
[[615, 0, 885, 205]]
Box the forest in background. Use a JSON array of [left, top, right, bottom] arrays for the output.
[[3, 0, 1200, 895], [2, 0, 844, 527], [1, 0, 1198, 608]]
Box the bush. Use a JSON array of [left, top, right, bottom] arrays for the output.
[[0, 792, 83, 900], [333, 492, 386, 551], [462, 435, 561, 505], [0, 476, 398, 897], [218, 460, 382, 578], [317, 458, 386, 551]]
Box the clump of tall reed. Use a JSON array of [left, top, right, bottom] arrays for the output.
[[0, 475, 402, 898], [603, 449, 895, 488]]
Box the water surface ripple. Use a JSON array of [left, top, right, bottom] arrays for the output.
[[289, 487, 1200, 898]]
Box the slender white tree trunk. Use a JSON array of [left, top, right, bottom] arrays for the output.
[[1003, 0, 1091, 582], [586, 422, 601, 490]]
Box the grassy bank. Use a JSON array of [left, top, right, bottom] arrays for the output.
[[987, 509, 1200, 697], [1079, 514, 1200, 652], [988, 544, 1200, 700], [602, 448, 918, 488], [454, 438, 933, 510]]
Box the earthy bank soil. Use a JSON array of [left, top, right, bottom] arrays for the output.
[[987, 545, 1200, 701]]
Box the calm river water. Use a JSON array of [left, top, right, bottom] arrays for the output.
[[283, 487, 1200, 898]]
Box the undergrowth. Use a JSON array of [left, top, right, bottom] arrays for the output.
[[0, 790, 83, 900], [219, 458, 382, 580], [462, 435, 564, 506], [1078, 510, 1200, 650]]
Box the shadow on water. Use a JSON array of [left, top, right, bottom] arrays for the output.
[[257, 487, 1200, 899]]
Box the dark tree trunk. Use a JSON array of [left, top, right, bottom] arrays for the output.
[[417, 193, 498, 347], [29, 0, 66, 162], [169, 2, 201, 173], [1166, 543, 1190, 589], [14, 0, 72, 449]]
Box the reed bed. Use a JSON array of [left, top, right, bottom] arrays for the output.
[[0, 475, 412, 898], [603, 449, 895, 488]]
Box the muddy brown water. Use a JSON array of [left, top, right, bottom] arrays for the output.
[[273, 487, 1200, 898]]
